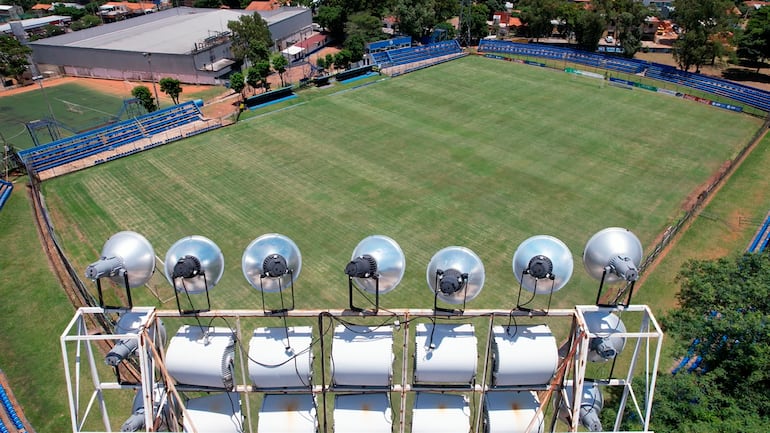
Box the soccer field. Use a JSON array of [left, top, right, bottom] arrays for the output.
[[0, 83, 127, 150], [41, 55, 763, 312]]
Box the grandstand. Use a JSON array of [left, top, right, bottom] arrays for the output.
[[0, 371, 32, 433], [478, 40, 770, 114], [372, 40, 466, 71], [18, 100, 221, 179], [747, 212, 770, 253], [0, 180, 11, 213]]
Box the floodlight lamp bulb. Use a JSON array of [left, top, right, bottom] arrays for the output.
[[172, 255, 201, 279], [345, 254, 378, 278], [262, 254, 288, 278], [608, 255, 639, 282], [85, 256, 126, 280], [526, 255, 554, 280], [437, 269, 466, 294]]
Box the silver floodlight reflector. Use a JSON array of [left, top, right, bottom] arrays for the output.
[[512, 235, 573, 311], [426, 246, 485, 313], [105, 311, 166, 367], [164, 235, 224, 314], [242, 233, 302, 313], [557, 382, 603, 432], [583, 227, 643, 306], [484, 391, 543, 433], [584, 311, 627, 363], [84, 231, 155, 309], [183, 393, 242, 433], [345, 235, 405, 312]]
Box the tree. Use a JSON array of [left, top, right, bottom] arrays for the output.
[[315, 5, 345, 38], [52, 4, 87, 20], [229, 71, 246, 98], [434, 22, 457, 40], [131, 85, 156, 112], [333, 49, 352, 70], [343, 33, 366, 63], [671, 0, 732, 71], [737, 6, 770, 72], [434, 0, 459, 21], [592, 0, 650, 58], [70, 15, 101, 31], [345, 11, 384, 44], [673, 28, 710, 71], [253, 59, 272, 91], [519, 0, 558, 41], [159, 77, 182, 105], [651, 253, 770, 431], [193, 0, 221, 8], [246, 66, 260, 94], [573, 8, 606, 51], [270, 53, 288, 87], [228, 13, 272, 66], [0, 36, 31, 84], [460, 3, 490, 44], [392, 0, 437, 41], [316, 56, 327, 72]]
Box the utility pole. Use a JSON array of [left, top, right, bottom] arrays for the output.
[[142, 52, 161, 109]]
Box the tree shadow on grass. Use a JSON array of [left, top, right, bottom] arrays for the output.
[[721, 61, 770, 85]]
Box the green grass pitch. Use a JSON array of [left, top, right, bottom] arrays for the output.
[[39, 55, 764, 313], [0, 83, 127, 150]]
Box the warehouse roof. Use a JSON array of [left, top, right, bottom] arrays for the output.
[[29, 6, 306, 55]]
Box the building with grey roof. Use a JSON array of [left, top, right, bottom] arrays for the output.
[[30, 6, 312, 85]]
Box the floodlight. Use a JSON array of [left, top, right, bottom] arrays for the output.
[[426, 246, 485, 313], [557, 382, 603, 432], [104, 310, 166, 367], [512, 235, 573, 311], [583, 227, 643, 306], [584, 311, 627, 362], [120, 385, 167, 432], [345, 235, 405, 312], [242, 233, 302, 313], [84, 231, 155, 309], [164, 235, 224, 314]]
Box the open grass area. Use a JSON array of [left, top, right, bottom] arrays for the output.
[[0, 83, 127, 150], [2, 55, 769, 430], [0, 188, 72, 431], [41, 55, 763, 313]]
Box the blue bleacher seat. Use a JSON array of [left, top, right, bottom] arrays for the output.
[[478, 40, 770, 112], [19, 101, 211, 173]]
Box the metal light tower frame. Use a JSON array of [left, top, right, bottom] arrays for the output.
[[61, 304, 662, 433]]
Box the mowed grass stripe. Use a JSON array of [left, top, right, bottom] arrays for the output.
[[43, 55, 762, 311]]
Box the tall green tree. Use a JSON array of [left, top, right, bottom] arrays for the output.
[[652, 253, 770, 431], [315, 5, 345, 38], [159, 77, 182, 105], [228, 13, 272, 66], [736, 6, 770, 72], [0, 36, 31, 84], [392, 0, 437, 41], [519, 0, 559, 41], [131, 85, 156, 112], [460, 3, 490, 44], [229, 71, 246, 98], [672, 0, 732, 71], [270, 53, 288, 87], [573, 8, 606, 51], [344, 11, 385, 44]]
